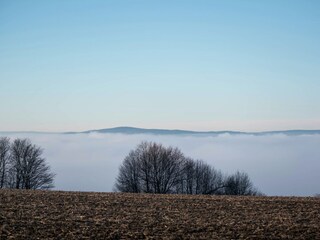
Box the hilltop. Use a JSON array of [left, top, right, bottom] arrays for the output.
[[66, 126, 320, 136]]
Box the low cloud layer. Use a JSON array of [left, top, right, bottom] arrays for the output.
[[1, 132, 319, 196]]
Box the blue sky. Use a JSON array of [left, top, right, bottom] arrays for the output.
[[1, 0, 320, 132]]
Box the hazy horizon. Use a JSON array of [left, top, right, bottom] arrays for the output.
[[2, 125, 320, 134], [1, 132, 319, 197]]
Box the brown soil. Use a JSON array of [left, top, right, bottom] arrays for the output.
[[0, 189, 319, 239]]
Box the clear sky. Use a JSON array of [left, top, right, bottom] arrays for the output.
[[1, 0, 319, 132]]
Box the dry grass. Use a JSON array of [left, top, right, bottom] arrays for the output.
[[0, 189, 319, 239]]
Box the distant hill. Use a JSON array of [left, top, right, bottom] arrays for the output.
[[65, 127, 320, 136], [2, 127, 320, 136]]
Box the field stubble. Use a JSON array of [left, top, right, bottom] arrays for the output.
[[0, 190, 319, 239]]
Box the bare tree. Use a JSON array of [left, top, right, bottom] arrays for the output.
[[181, 157, 196, 194], [115, 141, 262, 196], [190, 160, 224, 195], [224, 171, 260, 196], [137, 142, 153, 193], [115, 150, 141, 193], [8, 138, 55, 189], [115, 142, 185, 194], [147, 143, 184, 194], [176, 159, 225, 195], [0, 137, 11, 188]]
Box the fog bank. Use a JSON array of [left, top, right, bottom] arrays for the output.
[[1, 132, 319, 196]]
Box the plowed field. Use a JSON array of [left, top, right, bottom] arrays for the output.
[[0, 190, 319, 239]]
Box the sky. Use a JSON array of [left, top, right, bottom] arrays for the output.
[[1, 132, 319, 196], [1, 0, 320, 132]]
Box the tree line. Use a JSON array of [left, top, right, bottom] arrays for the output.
[[0, 137, 55, 189], [1, 137, 262, 195], [115, 141, 262, 195]]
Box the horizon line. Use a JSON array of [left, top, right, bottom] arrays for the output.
[[1, 126, 320, 135]]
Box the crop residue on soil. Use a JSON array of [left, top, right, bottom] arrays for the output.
[[0, 190, 319, 239]]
